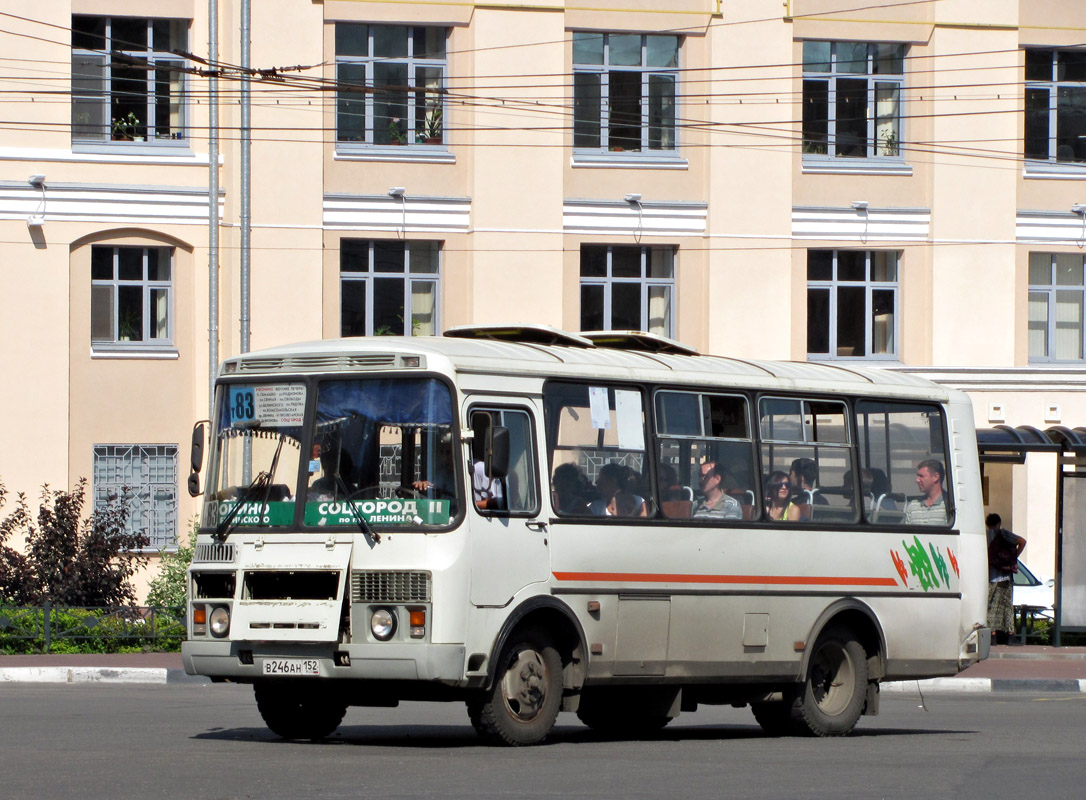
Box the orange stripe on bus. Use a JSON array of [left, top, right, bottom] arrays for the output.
[[552, 571, 898, 587]]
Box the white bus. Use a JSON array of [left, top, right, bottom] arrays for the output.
[[182, 325, 990, 744]]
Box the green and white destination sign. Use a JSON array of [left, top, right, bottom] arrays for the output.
[[305, 498, 451, 527], [206, 500, 295, 528]]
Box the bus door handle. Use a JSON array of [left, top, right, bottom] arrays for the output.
[[526, 520, 548, 533]]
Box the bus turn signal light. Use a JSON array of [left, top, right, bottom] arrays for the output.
[[409, 609, 426, 638], [193, 607, 207, 625]]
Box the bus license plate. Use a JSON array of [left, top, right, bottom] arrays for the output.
[[261, 658, 320, 676]]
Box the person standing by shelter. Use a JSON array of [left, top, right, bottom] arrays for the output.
[[986, 512, 1026, 645]]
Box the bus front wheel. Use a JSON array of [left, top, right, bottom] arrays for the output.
[[467, 627, 562, 746], [793, 626, 868, 737], [254, 681, 347, 741]]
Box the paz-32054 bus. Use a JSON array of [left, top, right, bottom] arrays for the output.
[[182, 326, 990, 744]]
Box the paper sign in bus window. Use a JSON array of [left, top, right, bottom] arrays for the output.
[[614, 389, 645, 451], [589, 387, 611, 430], [229, 384, 306, 427]]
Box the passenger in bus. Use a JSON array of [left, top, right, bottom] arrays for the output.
[[588, 462, 646, 517], [693, 461, 742, 520], [868, 467, 897, 511], [551, 463, 592, 514], [789, 457, 828, 507], [843, 468, 875, 512], [472, 457, 504, 510], [765, 471, 798, 521], [904, 459, 947, 525], [309, 445, 354, 501], [607, 490, 642, 518]]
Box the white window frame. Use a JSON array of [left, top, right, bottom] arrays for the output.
[[93, 444, 179, 551], [807, 249, 899, 361], [71, 15, 188, 149], [801, 41, 905, 163], [1028, 252, 1086, 362], [334, 23, 448, 153], [340, 240, 441, 337], [90, 245, 174, 352], [572, 31, 680, 160], [579, 245, 676, 337], [1024, 49, 1086, 169]]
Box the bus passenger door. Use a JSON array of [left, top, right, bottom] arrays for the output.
[[467, 403, 550, 606]]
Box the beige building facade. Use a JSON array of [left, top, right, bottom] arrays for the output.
[[2, 0, 1085, 594]]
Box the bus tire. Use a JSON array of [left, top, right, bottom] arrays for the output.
[[793, 626, 868, 737], [467, 627, 562, 746], [576, 691, 672, 737], [254, 681, 347, 741]]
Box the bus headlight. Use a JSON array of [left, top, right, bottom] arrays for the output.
[[209, 606, 231, 638], [370, 608, 396, 641]]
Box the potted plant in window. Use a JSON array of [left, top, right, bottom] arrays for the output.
[[387, 117, 408, 145], [111, 112, 143, 142], [419, 107, 443, 144], [118, 309, 141, 342]]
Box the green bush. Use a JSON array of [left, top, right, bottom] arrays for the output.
[[0, 606, 184, 654], [146, 520, 195, 610]]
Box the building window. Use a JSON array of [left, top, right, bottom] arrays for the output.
[[1029, 253, 1086, 361], [573, 32, 679, 154], [580, 245, 675, 336], [807, 250, 898, 359], [1025, 49, 1086, 164], [71, 15, 187, 144], [335, 24, 447, 147], [802, 41, 904, 159], [93, 444, 179, 550], [340, 240, 440, 336], [91, 246, 173, 347]]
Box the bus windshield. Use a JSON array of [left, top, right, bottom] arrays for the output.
[[205, 382, 306, 531], [303, 377, 460, 528]]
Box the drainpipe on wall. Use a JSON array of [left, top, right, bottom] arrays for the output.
[[240, 0, 251, 356], [208, 0, 219, 420]]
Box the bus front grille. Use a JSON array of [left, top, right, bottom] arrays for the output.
[[194, 543, 235, 563], [352, 570, 431, 604]]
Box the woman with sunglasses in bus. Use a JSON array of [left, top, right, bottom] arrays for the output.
[[765, 470, 798, 521]]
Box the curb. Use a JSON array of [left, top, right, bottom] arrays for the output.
[[0, 668, 211, 685], [882, 677, 1086, 694]]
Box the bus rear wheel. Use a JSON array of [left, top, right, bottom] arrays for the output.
[[467, 627, 562, 746], [793, 626, 868, 737], [254, 681, 347, 741]]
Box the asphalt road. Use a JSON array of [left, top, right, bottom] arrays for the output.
[[1, 683, 1084, 800]]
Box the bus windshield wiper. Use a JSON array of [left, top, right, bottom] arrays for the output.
[[215, 436, 285, 540], [334, 475, 380, 544]]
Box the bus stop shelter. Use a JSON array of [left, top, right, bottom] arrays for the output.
[[977, 425, 1086, 645]]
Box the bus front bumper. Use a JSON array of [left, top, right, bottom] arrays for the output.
[[182, 640, 467, 684]]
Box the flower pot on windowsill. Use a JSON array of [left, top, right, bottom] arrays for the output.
[[422, 137, 442, 145]]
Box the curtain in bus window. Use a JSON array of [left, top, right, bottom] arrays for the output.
[[855, 401, 950, 527], [544, 381, 651, 517]]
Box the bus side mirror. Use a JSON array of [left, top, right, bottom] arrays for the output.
[[188, 421, 207, 497], [485, 426, 510, 479]]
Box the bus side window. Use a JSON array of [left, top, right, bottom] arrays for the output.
[[470, 407, 539, 515]]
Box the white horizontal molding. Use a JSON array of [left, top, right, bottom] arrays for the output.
[[895, 365, 1086, 392], [323, 195, 470, 233], [0, 145, 212, 167], [792, 206, 931, 242], [1016, 211, 1086, 246], [0, 182, 220, 226], [563, 200, 707, 237]]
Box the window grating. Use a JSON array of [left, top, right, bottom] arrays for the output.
[[93, 444, 178, 550]]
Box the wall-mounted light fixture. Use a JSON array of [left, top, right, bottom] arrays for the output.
[[624, 194, 644, 242], [388, 187, 406, 198], [27, 174, 46, 227], [624, 193, 642, 204], [1071, 204, 1086, 216], [851, 200, 869, 211], [388, 187, 407, 237]]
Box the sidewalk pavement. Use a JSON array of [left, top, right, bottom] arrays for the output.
[[2, 646, 1086, 692]]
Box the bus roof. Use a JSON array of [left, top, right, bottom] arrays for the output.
[[221, 333, 951, 401]]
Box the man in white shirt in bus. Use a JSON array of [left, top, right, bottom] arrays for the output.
[[904, 459, 947, 525], [693, 461, 742, 520]]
